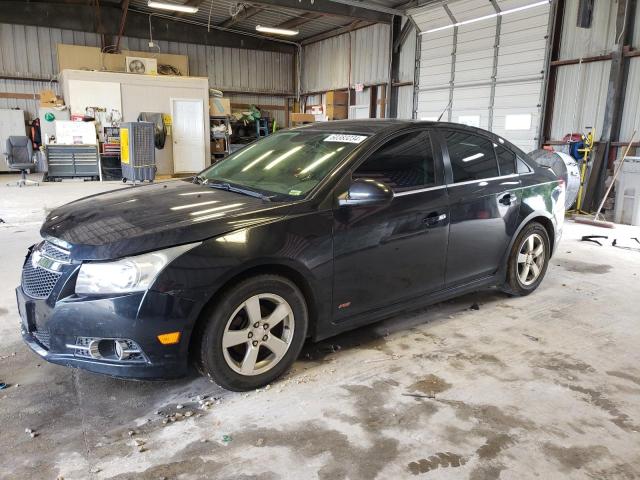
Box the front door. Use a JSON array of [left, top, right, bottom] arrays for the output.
[[171, 98, 205, 173], [332, 129, 449, 322], [439, 128, 522, 286]]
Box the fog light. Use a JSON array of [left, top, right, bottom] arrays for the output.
[[114, 340, 131, 360], [157, 332, 181, 345], [68, 337, 146, 363]]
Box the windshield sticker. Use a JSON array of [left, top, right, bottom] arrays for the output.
[[324, 134, 367, 144], [289, 189, 302, 196]]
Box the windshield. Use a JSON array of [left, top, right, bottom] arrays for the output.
[[200, 131, 369, 198]]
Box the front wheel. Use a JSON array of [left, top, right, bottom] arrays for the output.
[[504, 222, 550, 296], [198, 275, 308, 391]]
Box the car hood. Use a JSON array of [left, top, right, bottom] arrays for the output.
[[41, 179, 290, 260]]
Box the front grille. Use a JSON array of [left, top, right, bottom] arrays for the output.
[[42, 241, 71, 263], [32, 330, 51, 350], [21, 241, 70, 299], [22, 260, 62, 299]]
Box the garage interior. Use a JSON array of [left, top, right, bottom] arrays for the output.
[[1, 0, 640, 478]]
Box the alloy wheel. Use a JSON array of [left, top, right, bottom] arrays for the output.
[[517, 233, 545, 286], [221, 293, 295, 376]]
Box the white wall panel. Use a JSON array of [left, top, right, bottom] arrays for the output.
[[559, 0, 617, 59], [399, 25, 417, 83], [620, 58, 640, 143], [550, 60, 611, 140], [397, 84, 414, 119], [301, 24, 390, 93]]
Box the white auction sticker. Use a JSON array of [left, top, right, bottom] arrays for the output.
[[324, 134, 368, 144]]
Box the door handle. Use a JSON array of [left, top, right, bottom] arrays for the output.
[[499, 193, 516, 206], [423, 212, 447, 226]]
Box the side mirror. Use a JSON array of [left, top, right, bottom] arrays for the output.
[[338, 178, 394, 207]]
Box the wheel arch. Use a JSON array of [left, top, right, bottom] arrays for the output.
[[497, 212, 556, 283], [187, 260, 319, 362]]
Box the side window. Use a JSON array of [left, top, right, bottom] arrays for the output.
[[353, 131, 435, 191], [444, 131, 499, 183], [495, 144, 516, 176], [517, 157, 532, 173]]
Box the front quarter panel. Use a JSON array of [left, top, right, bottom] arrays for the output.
[[150, 209, 334, 342]]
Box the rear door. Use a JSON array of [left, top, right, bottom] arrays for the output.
[[332, 128, 449, 321], [439, 128, 521, 286]]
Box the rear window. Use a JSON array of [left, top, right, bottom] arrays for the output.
[[495, 144, 516, 176]]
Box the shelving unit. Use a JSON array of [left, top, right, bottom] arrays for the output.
[[210, 115, 231, 161]]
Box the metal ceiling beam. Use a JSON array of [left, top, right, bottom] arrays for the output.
[[0, 1, 296, 53], [277, 12, 324, 29], [300, 19, 373, 45], [175, 0, 207, 18], [246, 0, 393, 23], [219, 5, 264, 28], [115, 0, 130, 52]]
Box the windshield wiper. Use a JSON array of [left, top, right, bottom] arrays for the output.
[[208, 182, 272, 202], [193, 174, 206, 184]]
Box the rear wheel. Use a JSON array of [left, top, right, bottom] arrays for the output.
[[505, 222, 550, 296], [198, 275, 308, 391]]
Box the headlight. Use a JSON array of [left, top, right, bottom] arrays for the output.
[[76, 243, 201, 295]]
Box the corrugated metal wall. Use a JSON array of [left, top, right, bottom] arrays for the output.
[[548, 0, 618, 140], [620, 3, 640, 143], [397, 84, 414, 119], [410, 0, 551, 152], [398, 23, 417, 83], [301, 24, 391, 93], [0, 22, 294, 119]]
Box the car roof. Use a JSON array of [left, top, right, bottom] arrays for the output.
[[290, 119, 526, 156], [291, 119, 490, 136]]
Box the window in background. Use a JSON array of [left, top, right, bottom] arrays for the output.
[[505, 114, 532, 131]]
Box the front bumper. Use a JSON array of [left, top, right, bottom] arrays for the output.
[[16, 285, 198, 380]]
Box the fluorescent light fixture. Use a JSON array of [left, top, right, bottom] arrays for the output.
[[421, 0, 549, 34], [264, 146, 304, 170], [256, 25, 299, 36], [462, 153, 484, 162], [148, 1, 199, 13]]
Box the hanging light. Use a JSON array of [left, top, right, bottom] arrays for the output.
[[256, 25, 299, 36]]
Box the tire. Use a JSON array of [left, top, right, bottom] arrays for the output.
[[198, 274, 308, 391], [504, 222, 550, 296]]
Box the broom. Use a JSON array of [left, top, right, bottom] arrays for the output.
[[574, 130, 637, 228]]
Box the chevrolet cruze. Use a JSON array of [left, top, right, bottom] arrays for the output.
[[16, 120, 564, 391]]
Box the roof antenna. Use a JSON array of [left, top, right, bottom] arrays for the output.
[[437, 99, 452, 122]]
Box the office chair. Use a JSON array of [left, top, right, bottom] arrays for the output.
[[5, 136, 39, 187]]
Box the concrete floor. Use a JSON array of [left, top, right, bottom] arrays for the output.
[[1, 175, 640, 480]]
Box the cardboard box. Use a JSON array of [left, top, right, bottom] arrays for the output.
[[211, 139, 226, 153], [326, 104, 348, 120], [39, 89, 64, 107], [290, 113, 316, 124], [326, 90, 349, 106], [210, 98, 231, 116]]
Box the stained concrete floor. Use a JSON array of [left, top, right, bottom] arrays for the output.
[[1, 176, 640, 480]]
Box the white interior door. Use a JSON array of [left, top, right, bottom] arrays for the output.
[[171, 98, 205, 173]]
